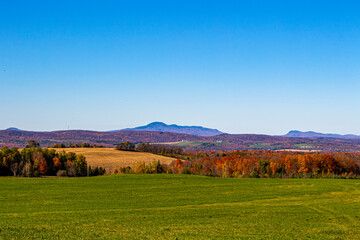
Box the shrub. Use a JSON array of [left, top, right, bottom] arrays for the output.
[[134, 162, 147, 174], [57, 170, 67, 177], [121, 166, 132, 174], [32, 170, 39, 177], [181, 168, 192, 174], [89, 167, 106, 176]]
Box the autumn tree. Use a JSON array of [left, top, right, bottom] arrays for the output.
[[53, 157, 62, 171], [22, 161, 33, 177], [2, 147, 21, 176], [66, 161, 77, 177], [39, 159, 48, 175], [32, 151, 45, 173]]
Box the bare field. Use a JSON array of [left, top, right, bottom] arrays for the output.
[[50, 148, 177, 172]]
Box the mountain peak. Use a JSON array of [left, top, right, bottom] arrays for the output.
[[146, 122, 167, 127], [5, 127, 21, 131]]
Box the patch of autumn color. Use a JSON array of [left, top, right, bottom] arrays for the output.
[[53, 157, 62, 170], [174, 159, 183, 168], [39, 160, 48, 175]]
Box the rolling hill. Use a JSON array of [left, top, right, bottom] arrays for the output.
[[2, 128, 360, 152], [0, 129, 204, 148]]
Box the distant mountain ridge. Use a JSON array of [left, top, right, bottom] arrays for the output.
[[116, 122, 224, 137], [5, 127, 22, 131], [284, 130, 360, 139], [5, 125, 360, 140]]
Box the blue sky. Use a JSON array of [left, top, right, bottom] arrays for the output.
[[1, 1, 360, 134]]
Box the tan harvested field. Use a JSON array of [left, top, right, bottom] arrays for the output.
[[50, 148, 177, 172]]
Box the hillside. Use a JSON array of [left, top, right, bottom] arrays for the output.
[[50, 148, 177, 172], [2, 128, 360, 152], [0, 129, 204, 148], [119, 122, 224, 136]]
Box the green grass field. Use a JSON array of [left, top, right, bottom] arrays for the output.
[[249, 143, 277, 149], [1, 175, 360, 239], [294, 143, 314, 148]]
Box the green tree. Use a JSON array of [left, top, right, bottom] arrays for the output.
[[26, 140, 40, 148], [74, 154, 87, 176], [116, 141, 135, 151], [3, 147, 21, 176]]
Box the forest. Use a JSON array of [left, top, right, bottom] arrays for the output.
[[0, 141, 105, 177], [116, 148, 360, 179]]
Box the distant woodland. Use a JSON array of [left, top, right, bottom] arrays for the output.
[[0, 141, 105, 177], [112, 142, 360, 179], [116, 150, 360, 179], [2, 140, 360, 179]]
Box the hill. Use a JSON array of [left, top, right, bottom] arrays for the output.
[[285, 130, 360, 139], [118, 122, 224, 136], [50, 148, 177, 172], [2, 128, 360, 151], [0, 129, 204, 148]]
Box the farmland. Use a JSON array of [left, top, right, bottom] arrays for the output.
[[1, 175, 360, 239], [50, 148, 177, 173]]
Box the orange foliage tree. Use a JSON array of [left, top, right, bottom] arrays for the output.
[[39, 159, 48, 175]]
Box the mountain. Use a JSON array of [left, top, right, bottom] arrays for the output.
[[5, 127, 21, 131], [117, 122, 224, 137], [284, 130, 360, 139]]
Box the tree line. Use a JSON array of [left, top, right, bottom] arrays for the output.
[[113, 150, 360, 179], [115, 141, 183, 157], [0, 141, 105, 177], [50, 142, 105, 148], [177, 150, 360, 178]]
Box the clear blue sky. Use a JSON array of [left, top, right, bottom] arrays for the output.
[[1, 1, 360, 135]]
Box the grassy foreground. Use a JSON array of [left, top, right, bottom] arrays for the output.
[[1, 175, 360, 239]]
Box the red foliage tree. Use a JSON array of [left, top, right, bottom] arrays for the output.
[[39, 159, 48, 175], [53, 157, 62, 170]]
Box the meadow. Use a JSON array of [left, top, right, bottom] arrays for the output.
[[50, 148, 176, 173], [1, 175, 360, 239]]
